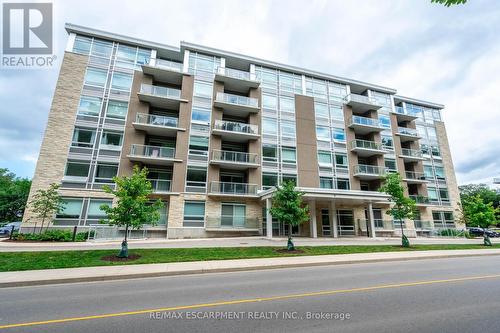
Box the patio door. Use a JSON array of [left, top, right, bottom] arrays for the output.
[[337, 210, 355, 236], [221, 203, 246, 227]]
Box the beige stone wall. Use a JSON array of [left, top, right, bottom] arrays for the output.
[[22, 52, 89, 227], [295, 95, 319, 187]]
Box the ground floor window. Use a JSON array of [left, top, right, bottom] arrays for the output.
[[56, 198, 83, 219], [221, 203, 246, 227], [432, 211, 455, 228], [183, 201, 205, 227]]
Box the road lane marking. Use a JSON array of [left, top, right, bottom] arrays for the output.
[[1, 273, 500, 329]]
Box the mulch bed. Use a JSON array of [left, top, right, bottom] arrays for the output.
[[275, 248, 305, 254], [101, 254, 141, 262]]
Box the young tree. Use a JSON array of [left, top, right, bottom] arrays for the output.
[[269, 181, 309, 251], [101, 166, 163, 258], [29, 183, 65, 233], [461, 195, 498, 229], [459, 184, 500, 222], [379, 173, 417, 248], [0, 168, 31, 222], [431, 0, 467, 6]]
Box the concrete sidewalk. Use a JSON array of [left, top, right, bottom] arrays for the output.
[[2, 248, 500, 288], [1, 236, 498, 252]]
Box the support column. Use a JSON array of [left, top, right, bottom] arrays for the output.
[[368, 202, 376, 239], [330, 201, 338, 238], [309, 201, 317, 238], [266, 198, 272, 239]]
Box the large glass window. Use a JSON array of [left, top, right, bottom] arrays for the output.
[[424, 165, 434, 179], [193, 81, 213, 98], [427, 187, 439, 200], [189, 136, 209, 155], [111, 73, 133, 90], [221, 203, 246, 227], [78, 96, 102, 116], [84, 67, 107, 87], [183, 201, 205, 227], [335, 153, 348, 169], [427, 127, 437, 141], [87, 199, 112, 220], [435, 166, 445, 179], [316, 126, 330, 141], [385, 158, 397, 172], [186, 166, 207, 188], [263, 144, 277, 162], [318, 151, 332, 165], [262, 173, 278, 189], [65, 161, 90, 178], [330, 104, 344, 120], [431, 146, 441, 157], [315, 102, 329, 118], [91, 40, 113, 58], [191, 107, 211, 123], [262, 94, 278, 110], [381, 135, 393, 150], [320, 177, 333, 189], [332, 127, 345, 142], [279, 96, 295, 113], [263, 118, 278, 135], [337, 179, 350, 190], [56, 198, 83, 219], [72, 128, 95, 147], [106, 100, 128, 119], [94, 164, 118, 183], [379, 115, 391, 129], [116, 44, 137, 62], [280, 120, 296, 137], [101, 131, 123, 149], [281, 147, 296, 163], [439, 188, 449, 202], [73, 36, 91, 55]]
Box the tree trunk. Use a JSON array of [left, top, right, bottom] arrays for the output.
[[118, 223, 129, 258], [40, 216, 45, 235]]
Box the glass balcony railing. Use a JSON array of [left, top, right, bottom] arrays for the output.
[[135, 113, 178, 128], [151, 58, 183, 72], [404, 171, 426, 180], [206, 216, 260, 230], [215, 92, 259, 108], [351, 115, 381, 127], [129, 144, 175, 159], [140, 84, 181, 99], [148, 179, 171, 193], [414, 220, 433, 230], [354, 164, 386, 176], [409, 195, 431, 204], [210, 181, 258, 195], [350, 139, 383, 151], [394, 106, 421, 117], [213, 120, 258, 135], [217, 67, 255, 81], [401, 148, 423, 158], [397, 127, 419, 137], [211, 150, 258, 164]]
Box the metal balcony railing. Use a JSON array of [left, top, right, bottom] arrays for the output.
[[401, 148, 423, 158], [211, 150, 258, 164], [210, 182, 258, 195], [140, 84, 181, 99], [215, 92, 258, 108], [148, 179, 171, 193], [206, 216, 260, 229], [217, 67, 255, 81], [354, 164, 386, 176], [409, 195, 431, 204], [213, 120, 258, 135], [135, 113, 178, 128], [129, 144, 175, 159], [350, 139, 383, 151], [351, 115, 381, 127], [397, 127, 419, 137], [404, 171, 426, 180], [150, 59, 183, 72]]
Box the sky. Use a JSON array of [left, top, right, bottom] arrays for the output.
[[0, 0, 499, 185]]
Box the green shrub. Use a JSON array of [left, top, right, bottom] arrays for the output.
[[438, 229, 466, 237], [11, 230, 92, 242]]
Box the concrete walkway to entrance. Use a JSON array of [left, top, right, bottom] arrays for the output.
[[1, 236, 498, 252]]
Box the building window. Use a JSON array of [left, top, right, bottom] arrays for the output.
[[280, 120, 296, 137], [183, 201, 205, 227], [84, 67, 107, 87], [279, 96, 295, 113], [320, 177, 333, 189], [439, 188, 449, 202], [384, 158, 397, 173], [435, 166, 445, 179], [100, 131, 123, 149], [72, 128, 95, 148], [427, 127, 437, 141], [281, 147, 296, 163], [94, 164, 118, 183], [73, 36, 91, 55], [330, 104, 344, 120], [314, 102, 329, 118], [87, 199, 112, 220], [111, 72, 133, 91], [262, 173, 278, 189], [221, 203, 246, 227], [431, 146, 441, 157], [421, 144, 430, 155], [262, 94, 278, 110], [186, 166, 207, 189], [56, 198, 83, 219], [337, 179, 350, 190], [316, 126, 330, 141], [78, 96, 102, 116], [193, 81, 213, 98], [332, 127, 345, 142], [427, 187, 439, 201], [189, 136, 209, 155], [379, 115, 391, 129], [263, 144, 278, 162], [263, 118, 278, 135], [91, 40, 113, 58], [191, 107, 211, 123], [106, 100, 128, 119], [317, 151, 332, 166], [424, 165, 434, 179], [282, 174, 297, 185], [381, 135, 393, 150], [335, 153, 348, 169], [65, 161, 90, 178]]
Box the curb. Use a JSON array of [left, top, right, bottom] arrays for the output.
[[2, 251, 500, 288]]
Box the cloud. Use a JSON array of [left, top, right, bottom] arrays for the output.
[[1, 0, 499, 184]]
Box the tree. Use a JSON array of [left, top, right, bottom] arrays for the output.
[[269, 181, 309, 251], [459, 184, 500, 222], [101, 166, 163, 258], [431, 0, 467, 7], [29, 183, 65, 233], [0, 168, 31, 223], [461, 195, 498, 229], [379, 173, 417, 248]]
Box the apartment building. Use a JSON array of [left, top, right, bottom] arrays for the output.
[[21, 23, 462, 239]]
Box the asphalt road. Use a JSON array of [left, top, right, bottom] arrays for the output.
[[1, 256, 500, 332]]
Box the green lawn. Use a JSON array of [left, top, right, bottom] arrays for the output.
[[1, 243, 499, 272]]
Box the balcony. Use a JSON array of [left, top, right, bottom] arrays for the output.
[[137, 84, 187, 109], [206, 216, 260, 232], [350, 139, 386, 157], [348, 115, 384, 134], [208, 181, 258, 197], [409, 195, 436, 206], [132, 113, 185, 136], [213, 92, 259, 117], [210, 150, 259, 169], [392, 106, 420, 122], [343, 93, 382, 113], [214, 67, 260, 93], [127, 144, 180, 165], [399, 148, 424, 162], [403, 171, 428, 184], [353, 164, 386, 180], [142, 59, 185, 85], [148, 179, 172, 193], [211, 120, 259, 142], [396, 127, 421, 142]]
